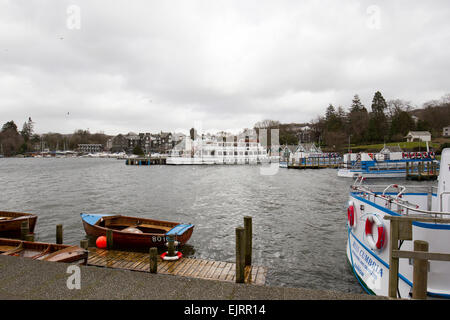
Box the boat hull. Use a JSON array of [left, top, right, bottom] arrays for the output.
[[0, 238, 87, 264], [0, 211, 38, 238], [81, 215, 194, 248], [346, 192, 450, 298]]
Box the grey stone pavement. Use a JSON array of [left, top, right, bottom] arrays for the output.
[[0, 255, 386, 300]]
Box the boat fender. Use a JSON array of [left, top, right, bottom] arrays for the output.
[[161, 251, 183, 261], [347, 201, 356, 228], [96, 236, 107, 249], [364, 215, 386, 251]]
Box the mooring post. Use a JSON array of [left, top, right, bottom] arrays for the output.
[[388, 219, 399, 299], [244, 216, 252, 266], [24, 233, 34, 242], [149, 247, 158, 273], [106, 229, 113, 249], [80, 239, 88, 250], [236, 227, 245, 283], [56, 224, 63, 244], [167, 235, 175, 256], [20, 220, 29, 240], [412, 240, 429, 300]]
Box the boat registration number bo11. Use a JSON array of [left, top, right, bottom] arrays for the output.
[[152, 236, 168, 243]]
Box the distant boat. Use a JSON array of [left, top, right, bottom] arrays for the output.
[[167, 136, 274, 165], [0, 211, 38, 238], [0, 238, 87, 264], [80, 213, 194, 248], [337, 147, 438, 179]]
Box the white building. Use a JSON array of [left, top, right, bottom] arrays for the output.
[[405, 131, 431, 142], [443, 125, 450, 137]]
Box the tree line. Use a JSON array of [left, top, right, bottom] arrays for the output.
[[254, 92, 450, 151], [0, 118, 110, 156], [310, 91, 450, 150]]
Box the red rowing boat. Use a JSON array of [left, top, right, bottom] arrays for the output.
[[0, 211, 37, 238], [0, 238, 88, 264], [80, 213, 194, 248]]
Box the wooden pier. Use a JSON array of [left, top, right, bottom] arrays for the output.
[[125, 157, 166, 165], [87, 248, 267, 285], [405, 161, 439, 181], [287, 157, 341, 169]]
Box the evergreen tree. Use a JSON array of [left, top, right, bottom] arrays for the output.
[[371, 91, 388, 114]]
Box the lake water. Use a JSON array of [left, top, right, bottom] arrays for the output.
[[2, 157, 430, 294]]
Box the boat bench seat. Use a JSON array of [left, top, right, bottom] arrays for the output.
[[166, 224, 194, 236]]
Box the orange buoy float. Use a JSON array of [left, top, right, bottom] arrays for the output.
[[96, 236, 107, 249]]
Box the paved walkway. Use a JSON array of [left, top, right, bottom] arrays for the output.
[[0, 255, 385, 300]]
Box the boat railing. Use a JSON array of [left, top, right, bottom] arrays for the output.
[[351, 178, 449, 216]]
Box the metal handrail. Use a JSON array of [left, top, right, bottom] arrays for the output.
[[351, 183, 450, 216]]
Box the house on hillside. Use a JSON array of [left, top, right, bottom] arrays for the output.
[[443, 125, 450, 137], [405, 131, 431, 142]]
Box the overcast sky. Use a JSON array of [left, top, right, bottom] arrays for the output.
[[1, 0, 449, 135]]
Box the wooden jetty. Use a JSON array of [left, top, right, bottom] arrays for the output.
[[87, 248, 267, 285], [287, 157, 341, 169], [125, 157, 166, 165], [405, 161, 439, 181]]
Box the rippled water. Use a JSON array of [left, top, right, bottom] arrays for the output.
[[3, 157, 427, 293]]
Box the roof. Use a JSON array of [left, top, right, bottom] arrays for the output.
[[282, 145, 298, 153], [406, 131, 431, 136], [380, 145, 402, 153]]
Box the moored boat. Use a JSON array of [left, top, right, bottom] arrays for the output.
[[338, 147, 438, 179], [80, 213, 194, 248], [0, 211, 38, 238], [345, 148, 450, 298], [0, 238, 88, 264]]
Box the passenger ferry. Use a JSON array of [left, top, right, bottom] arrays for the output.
[[338, 146, 437, 179], [167, 135, 275, 165], [345, 148, 450, 298]]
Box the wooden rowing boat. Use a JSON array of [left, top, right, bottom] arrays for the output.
[[80, 213, 194, 248], [0, 211, 37, 238], [0, 238, 88, 264]]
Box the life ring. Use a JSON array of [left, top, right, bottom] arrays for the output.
[[347, 202, 356, 228], [364, 215, 386, 250], [160, 251, 183, 261]]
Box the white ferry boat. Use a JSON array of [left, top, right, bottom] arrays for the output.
[[338, 147, 437, 179], [345, 148, 450, 298], [167, 135, 274, 165]]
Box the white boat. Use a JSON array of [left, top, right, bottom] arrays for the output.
[[167, 135, 274, 165], [338, 148, 438, 179], [345, 148, 450, 299]]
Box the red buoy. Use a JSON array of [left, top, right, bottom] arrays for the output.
[[96, 236, 107, 249]]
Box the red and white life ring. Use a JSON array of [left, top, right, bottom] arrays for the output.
[[160, 251, 183, 261], [364, 215, 386, 250], [347, 202, 356, 228]]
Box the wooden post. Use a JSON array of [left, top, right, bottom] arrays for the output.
[[24, 233, 34, 242], [80, 239, 88, 250], [20, 220, 29, 240], [412, 240, 429, 299], [149, 247, 158, 273], [235, 227, 245, 283], [56, 224, 63, 244], [405, 162, 409, 177], [388, 219, 399, 298], [244, 216, 252, 266], [167, 235, 175, 256], [106, 229, 113, 249]]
